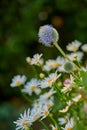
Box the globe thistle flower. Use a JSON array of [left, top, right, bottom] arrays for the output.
[[38, 25, 59, 46], [64, 62, 74, 73]]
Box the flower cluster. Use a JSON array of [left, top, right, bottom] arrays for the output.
[[11, 25, 87, 130]]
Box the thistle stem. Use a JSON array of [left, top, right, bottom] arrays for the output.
[[54, 42, 80, 70], [54, 42, 70, 61]]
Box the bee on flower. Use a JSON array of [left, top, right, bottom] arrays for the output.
[[10, 75, 27, 87], [66, 40, 82, 52]]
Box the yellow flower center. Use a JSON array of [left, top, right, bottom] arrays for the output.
[[22, 120, 29, 127], [72, 45, 78, 51], [73, 54, 77, 58], [53, 128, 57, 130], [16, 81, 22, 86], [44, 110, 49, 116], [67, 128, 72, 130], [54, 62, 60, 67], [48, 79, 53, 84], [30, 85, 36, 91], [46, 104, 51, 109]]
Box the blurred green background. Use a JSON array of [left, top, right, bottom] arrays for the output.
[[0, 0, 87, 129]]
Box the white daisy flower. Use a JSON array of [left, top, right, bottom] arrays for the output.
[[10, 75, 27, 87], [59, 101, 72, 113], [38, 89, 56, 101], [31, 104, 42, 121], [66, 40, 82, 52], [40, 72, 61, 88], [61, 75, 74, 93], [67, 51, 83, 61], [62, 118, 74, 130], [22, 78, 41, 95], [31, 99, 53, 121], [56, 56, 66, 66], [40, 106, 50, 120], [43, 56, 65, 72], [14, 109, 33, 130], [43, 59, 59, 71], [72, 94, 82, 102], [81, 44, 87, 52], [43, 99, 54, 109], [58, 116, 69, 125], [31, 53, 43, 66]]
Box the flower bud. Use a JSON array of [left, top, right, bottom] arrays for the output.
[[39, 73, 45, 79], [64, 62, 74, 73]]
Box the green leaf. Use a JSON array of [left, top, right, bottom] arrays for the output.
[[80, 70, 87, 90]]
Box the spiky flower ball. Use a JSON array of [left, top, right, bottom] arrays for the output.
[[38, 25, 59, 46], [64, 62, 74, 73]]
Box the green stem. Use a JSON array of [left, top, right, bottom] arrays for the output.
[[39, 120, 49, 130], [54, 42, 80, 70], [49, 114, 58, 129], [54, 42, 70, 61], [19, 87, 32, 103], [32, 66, 38, 78]]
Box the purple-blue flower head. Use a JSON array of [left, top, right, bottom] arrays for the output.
[[38, 25, 59, 47]]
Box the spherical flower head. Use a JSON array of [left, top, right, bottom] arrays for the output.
[[38, 25, 59, 46], [64, 62, 74, 73]]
